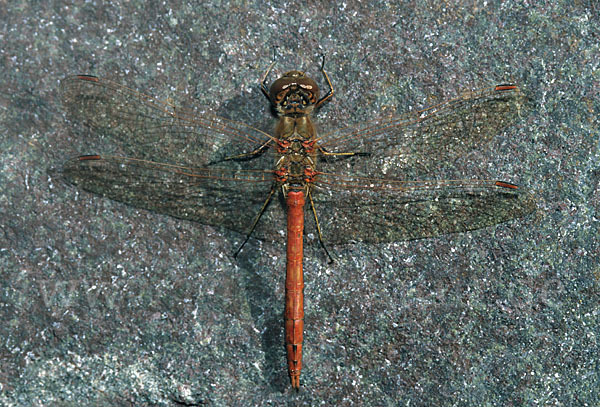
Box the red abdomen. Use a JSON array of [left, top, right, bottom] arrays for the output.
[[285, 190, 305, 389]]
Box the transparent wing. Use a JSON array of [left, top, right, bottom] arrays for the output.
[[61, 155, 289, 238], [317, 84, 531, 178], [60, 75, 275, 168], [309, 175, 536, 244], [60, 77, 534, 245]]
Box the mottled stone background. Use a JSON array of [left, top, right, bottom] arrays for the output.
[[1, 1, 598, 406]]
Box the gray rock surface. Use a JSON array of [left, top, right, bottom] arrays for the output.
[[1, 1, 598, 405]]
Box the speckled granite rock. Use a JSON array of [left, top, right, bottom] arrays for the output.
[[1, 1, 599, 405]]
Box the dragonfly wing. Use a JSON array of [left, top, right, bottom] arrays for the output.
[[311, 177, 536, 244], [61, 155, 287, 238], [317, 85, 531, 178], [61, 75, 275, 167]]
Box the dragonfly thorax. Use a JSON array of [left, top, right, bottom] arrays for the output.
[[274, 118, 318, 194]]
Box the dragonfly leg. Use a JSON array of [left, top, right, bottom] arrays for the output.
[[208, 139, 273, 165], [260, 45, 285, 103], [260, 62, 276, 103], [307, 188, 335, 264], [315, 54, 334, 109], [317, 146, 370, 158], [234, 185, 277, 258]]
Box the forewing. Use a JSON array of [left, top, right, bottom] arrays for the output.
[[60, 75, 275, 167], [311, 176, 536, 244], [317, 85, 531, 178]]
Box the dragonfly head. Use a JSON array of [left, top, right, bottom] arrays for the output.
[[269, 71, 320, 115]]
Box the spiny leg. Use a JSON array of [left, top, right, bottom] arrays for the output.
[[208, 138, 273, 165], [314, 55, 368, 158], [234, 185, 277, 258], [317, 145, 370, 158], [307, 188, 335, 264], [260, 61, 276, 102], [260, 46, 279, 102], [315, 54, 334, 108]]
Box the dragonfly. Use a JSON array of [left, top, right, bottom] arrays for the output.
[[60, 59, 535, 390]]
